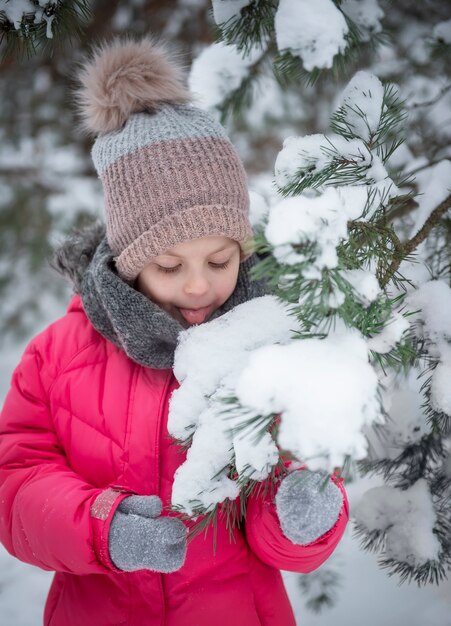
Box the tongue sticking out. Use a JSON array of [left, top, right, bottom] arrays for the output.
[[178, 305, 211, 325]]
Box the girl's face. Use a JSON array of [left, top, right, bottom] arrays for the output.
[[135, 235, 241, 328]]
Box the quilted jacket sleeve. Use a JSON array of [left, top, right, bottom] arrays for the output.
[[245, 472, 349, 573], [0, 340, 132, 575]]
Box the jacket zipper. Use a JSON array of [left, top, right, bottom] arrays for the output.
[[157, 370, 174, 626]]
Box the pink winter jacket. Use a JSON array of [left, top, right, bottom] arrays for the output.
[[0, 294, 349, 626]]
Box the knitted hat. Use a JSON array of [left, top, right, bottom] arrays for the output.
[[76, 36, 255, 282]]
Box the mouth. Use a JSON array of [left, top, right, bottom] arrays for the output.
[[177, 305, 212, 325]]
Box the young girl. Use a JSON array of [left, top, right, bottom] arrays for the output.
[[0, 37, 349, 626]]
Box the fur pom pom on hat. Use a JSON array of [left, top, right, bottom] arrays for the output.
[[75, 36, 255, 282], [77, 37, 192, 135]]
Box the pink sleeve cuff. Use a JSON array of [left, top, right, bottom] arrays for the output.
[[90, 487, 136, 572], [245, 474, 349, 573]]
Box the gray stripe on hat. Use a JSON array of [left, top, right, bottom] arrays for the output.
[[92, 103, 228, 175]]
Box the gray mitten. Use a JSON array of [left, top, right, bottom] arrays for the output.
[[275, 470, 343, 545], [108, 495, 187, 572]]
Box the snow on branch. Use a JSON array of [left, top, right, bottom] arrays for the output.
[[0, 0, 91, 59], [353, 479, 443, 583], [274, 0, 349, 72], [168, 296, 383, 516]]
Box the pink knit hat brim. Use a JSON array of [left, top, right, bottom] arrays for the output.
[[115, 204, 255, 282]]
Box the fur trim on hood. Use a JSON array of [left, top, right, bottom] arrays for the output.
[[49, 221, 107, 295]]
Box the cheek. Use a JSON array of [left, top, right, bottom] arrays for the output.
[[136, 272, 172, 305], [216, 265, 240, 301], [148, 282, 176, 306]]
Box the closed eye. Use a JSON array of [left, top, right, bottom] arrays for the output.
[[156, 265, 179, 274], [209, 261, 230, 270], [157, 261, 230, 274]]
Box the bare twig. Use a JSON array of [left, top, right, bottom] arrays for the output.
[[403, 193, 451, 255], [406, 157, 451, 178], [408, 84, 451, 110], [380, 193, 451, 287]]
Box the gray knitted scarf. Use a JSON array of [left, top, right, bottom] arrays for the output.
[[51, 222, 271, 369]]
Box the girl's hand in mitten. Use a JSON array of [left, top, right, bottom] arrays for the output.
[[275, 470, 343, 545], [108, 495, 187, 572]]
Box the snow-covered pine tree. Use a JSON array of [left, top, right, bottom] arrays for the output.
[[165, 0, 451, 601], [0, 0, 91, 60]]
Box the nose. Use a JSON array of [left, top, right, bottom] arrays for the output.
[[183, 270, 210, 297]]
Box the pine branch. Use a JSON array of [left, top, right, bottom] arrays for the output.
[[378, 555, 450, 586], [421, 372, 451, 436], [297, 566, 341, 613], [273, 15, 386, 88], [357, 432, 445, 486], [218, 46, 272, 124], [171, 497, 242, 552], [212, 0, 277, 54], [353, 521, 451, 586], [170, 457, 290, 547]]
